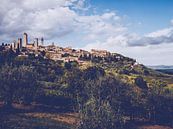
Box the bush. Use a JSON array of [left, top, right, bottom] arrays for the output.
[[0, 65, 38, 107], [135, 76, 148, 90]]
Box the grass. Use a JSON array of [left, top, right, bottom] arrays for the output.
[[0, 113, 75, 129], [0, 103, 173, 129], [167, 84, 173, 88], [0, 103, 78, 129], [165, 84, 173, 92]]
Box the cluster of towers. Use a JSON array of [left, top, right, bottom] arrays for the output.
[[11, 33, 44, 50]]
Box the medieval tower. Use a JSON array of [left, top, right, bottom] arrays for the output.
[[34, 38, 39, 49], [23, 33, 28, 47], [18, 38, 22, 50], [41, 37, 44, 46]]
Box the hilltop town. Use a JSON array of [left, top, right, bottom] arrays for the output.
[[0, 33, 132, 65], [1, 34, 173, 129]]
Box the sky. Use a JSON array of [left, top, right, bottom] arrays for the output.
[[0, 0, 173, 65]]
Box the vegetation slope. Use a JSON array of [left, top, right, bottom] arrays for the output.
[[0, 49, 173, 129]]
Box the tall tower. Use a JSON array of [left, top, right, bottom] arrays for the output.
[[34, 38, 39, 49], [14, 40, 18, 49], [23, 33, 28, 47], [41, 37, 44, 46], [18, 38, 22, 50], [11, 42, 15, 50]]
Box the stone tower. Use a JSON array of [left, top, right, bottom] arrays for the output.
[[34, 38, 39, 49], [23, 33, 28, 47], [14, 40, 18, 49], [41, 37, 44, 46], [18, 38, 22, 50]]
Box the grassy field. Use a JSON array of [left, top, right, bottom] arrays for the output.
[[0, 103, 172, 129], [166, 84, 173, 92], [0, 103, 78, 129]]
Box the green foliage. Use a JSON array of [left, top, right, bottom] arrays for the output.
[[75, 73, 148, 129], [0, 49, 17, 65], [146, 85, 173, 124], [83, 66, 105, 80], [77, 77, 126, 129], [0, 65, 38, 107], [135, 76, 148, 90]]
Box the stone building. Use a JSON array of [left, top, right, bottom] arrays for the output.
[[18, 38, 22, 50], [23, 33, 28, 47], [91, 49, 111, 57]]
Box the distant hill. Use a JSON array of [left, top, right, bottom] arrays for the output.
[[148, 65, 173, 70], [148, 65, 173, 75]]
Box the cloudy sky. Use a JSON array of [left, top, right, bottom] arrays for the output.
[[0, 0, 173, 65]]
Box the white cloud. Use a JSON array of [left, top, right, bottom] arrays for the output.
[[146, 28, 173, 37], [128, 27, 173, 46], [75, 11, 127, 44], [0, 0, 86, 41], [171, 19, 173, 25]]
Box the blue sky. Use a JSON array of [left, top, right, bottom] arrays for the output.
[[0, 0, 173, 65], [91, 0, 173, 34]]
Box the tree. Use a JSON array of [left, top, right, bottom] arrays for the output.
[[0, 65, 38, 108], [77, 76, 130, 129], [135, 76, 148, 90], [83, 66, 105, 80], [0, 49, 16, 65], [146, 82, 173, 124]]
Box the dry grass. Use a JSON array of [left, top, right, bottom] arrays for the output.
[[0, 103, 79, 129], [138, 125, 173, 129], [0, 103, 173, 129], [25, 112, 79, 125], [0, 113, 75, 129]]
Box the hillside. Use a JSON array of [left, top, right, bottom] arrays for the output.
[[0, 47, 173, 129]]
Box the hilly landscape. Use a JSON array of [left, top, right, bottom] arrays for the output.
[[1, 0, 173, 129], [0, 46, 173, 129]]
